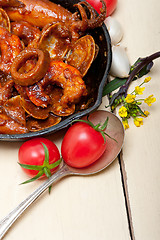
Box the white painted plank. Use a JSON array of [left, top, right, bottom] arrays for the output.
[[0, 98, 130, 239], [114, 0, 160, 239]]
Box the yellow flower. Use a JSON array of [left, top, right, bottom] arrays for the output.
[[122, 119, 129, 130], [144, 76, 151, 83], [134, 118, 143, 127], [119, 106, 128, 118], [144, 95, 156, 106], [125, 94, 136, 103], [134, 86, 145, 95], [143, 110, 150, 117]]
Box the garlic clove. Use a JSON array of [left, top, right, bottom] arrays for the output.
[[110, 45, 131, 78], [105, 16, 123, 46]]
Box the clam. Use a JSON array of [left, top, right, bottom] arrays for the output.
[[0, 111, 28, 134], [65, 35, 96, 76], [26, 114, 61, 132], [0, 8, 11, 32], [39, 22, 70, 60], [20, 97, 49, 120], [3, 95, 26, 126]]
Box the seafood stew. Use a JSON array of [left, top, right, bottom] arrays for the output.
[[0, 0, 111, 140]]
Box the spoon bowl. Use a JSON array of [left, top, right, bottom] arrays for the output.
[[0, 110, 124, 239], [67, 110, 124, 175]]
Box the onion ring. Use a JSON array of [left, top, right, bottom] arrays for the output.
[[10, 48, 50, 86]]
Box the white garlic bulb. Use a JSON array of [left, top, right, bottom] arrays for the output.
[[105, 16, 123, 46], [110, 45, 131, 78]]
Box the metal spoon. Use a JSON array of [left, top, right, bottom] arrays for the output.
[[0, 110, 124, 239]]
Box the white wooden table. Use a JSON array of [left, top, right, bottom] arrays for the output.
[[0, 0, 160, 239]]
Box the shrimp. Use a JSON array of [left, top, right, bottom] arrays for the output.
[[0, 26, 23, 73], [42, 60, 87, 107]]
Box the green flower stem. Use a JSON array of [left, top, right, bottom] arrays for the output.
[[108, 51, 160, 106], [131, 82, 145, 95]]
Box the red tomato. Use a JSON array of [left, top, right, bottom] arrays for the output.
[[61, 122, 107, 168], [86, 0, 117, 17], [18, 138, 60, 177]]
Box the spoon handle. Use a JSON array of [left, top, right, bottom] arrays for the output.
[[0, 163, 70, 239]]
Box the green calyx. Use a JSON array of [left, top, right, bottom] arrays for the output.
[[18, 142, 62, 187], [72, 115, 117, 143]]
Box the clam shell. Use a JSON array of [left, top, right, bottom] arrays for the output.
[[3, 95, 26, 126], [26, 114, 61, 132], [20, 98, 49, 120], [66, 35, 96, 76], [0, 8, 11, 32], [39, 22, 70, 60]]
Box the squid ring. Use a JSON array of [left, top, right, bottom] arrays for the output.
[[10, 48, 50, 86]]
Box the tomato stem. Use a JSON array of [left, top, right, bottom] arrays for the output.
[[44, 167, 52, 178], [20, 170, 44, 184], [72, 114, 117, 143], [101, 117, 109, 130], [19, 143, 62, 188]]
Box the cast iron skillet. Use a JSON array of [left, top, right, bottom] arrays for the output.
[[0, 0, 112, 141]]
